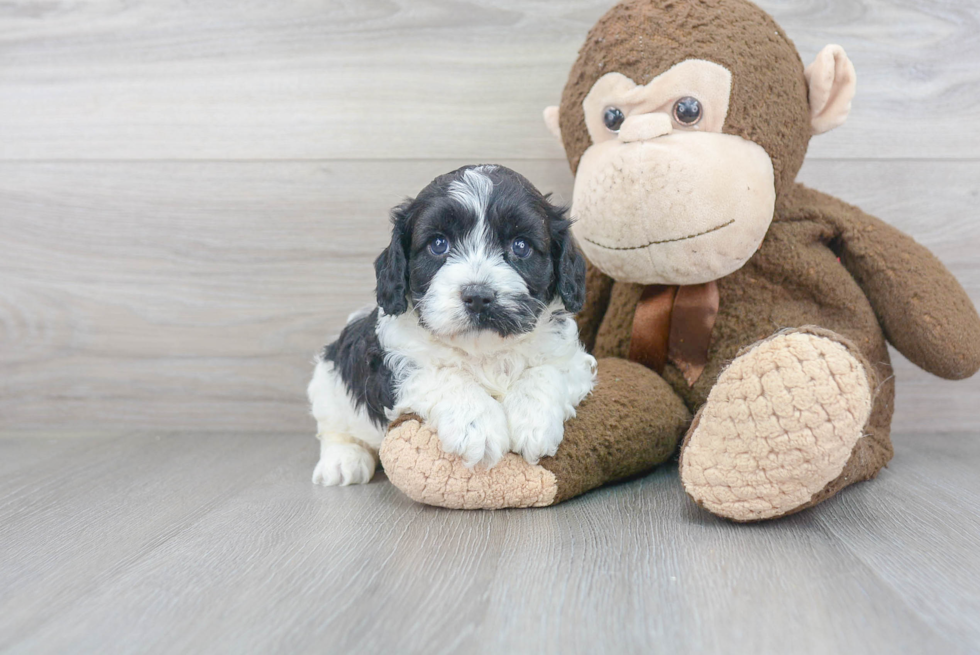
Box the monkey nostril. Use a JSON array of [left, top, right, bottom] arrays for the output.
[[461, 285, 496, 313]]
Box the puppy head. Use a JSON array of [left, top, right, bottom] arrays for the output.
[[374, 165, 586, 338]]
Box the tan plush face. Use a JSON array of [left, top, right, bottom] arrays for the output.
[[569, 60, 777, 285]]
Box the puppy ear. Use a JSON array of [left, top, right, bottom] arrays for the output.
[[549, 208, 587, 314], [374, 200, 412, 315]]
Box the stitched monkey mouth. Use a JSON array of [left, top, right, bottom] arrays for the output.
[[581, 218, 735, 251]]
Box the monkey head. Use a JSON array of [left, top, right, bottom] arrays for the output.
[[544, 0, 856, 285]]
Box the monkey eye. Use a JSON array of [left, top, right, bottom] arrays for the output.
[[602, 107, 625, 132], [428, 235, 450, 256], [511, 238, 532, 259], [673, 97, 702, 126]]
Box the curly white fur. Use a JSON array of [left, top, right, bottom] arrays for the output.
[[379, 301, 596, 468]]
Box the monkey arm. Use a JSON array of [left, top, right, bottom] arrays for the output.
[[804, 185, 980, 380], [574, 258, 615, 352]]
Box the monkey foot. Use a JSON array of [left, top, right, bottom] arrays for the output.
[[379, 417, 558, 509], [679, 328, 874, 522]]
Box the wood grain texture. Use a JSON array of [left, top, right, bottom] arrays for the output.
[[1, 430, 978, 654], [1, 0, 979, 160], [2, 159, 977, 434], [0, 433, 290, 647]]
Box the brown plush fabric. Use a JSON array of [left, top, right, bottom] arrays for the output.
[[578, 179, 980, 513], [558, 0, 811, 197], [380, 0, 980, 517], [798, 185, 980, 379], [538, 357, 691, 503], [576, 260, 615, 352], [593, 282, 645, 360]]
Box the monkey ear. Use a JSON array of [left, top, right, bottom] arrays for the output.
[[543, 106, 562, 142], [805, 44, 857, 135], [549, 213, 587, 314], [374, 200, 412, 316]]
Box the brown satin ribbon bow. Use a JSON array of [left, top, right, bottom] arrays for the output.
[[628, 281, 719, 386]]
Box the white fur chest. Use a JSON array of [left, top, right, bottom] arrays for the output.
[[376, 303, 593, 413]]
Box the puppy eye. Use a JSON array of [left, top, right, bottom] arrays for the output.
[[673, 97, 702, 126], [511, 238, 531, 259], [428, 235, 450, 256], [602, 107, 625, 132]]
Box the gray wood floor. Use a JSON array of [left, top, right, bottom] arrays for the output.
[[2, 0, 980, 653], [2, 431, 979, 654]]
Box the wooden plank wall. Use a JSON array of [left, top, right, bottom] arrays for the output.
[[1, 0, 978, 435]]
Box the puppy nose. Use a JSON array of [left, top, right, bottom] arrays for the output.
[[618, 112, 673, 143], [461, 284, 496, 312]]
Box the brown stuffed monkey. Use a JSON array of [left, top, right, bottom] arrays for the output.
[[379, 0, 980, 521]]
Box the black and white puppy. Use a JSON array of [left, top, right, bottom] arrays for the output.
[[307, 165, 597, 486]]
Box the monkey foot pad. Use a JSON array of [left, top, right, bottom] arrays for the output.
[[380, 418, 558, 509], [680, 329, 874, 522]]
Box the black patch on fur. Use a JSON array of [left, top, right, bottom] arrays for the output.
[[550, 213, 587, 313], [482, 167, 587, 316], [406, 193, 476, 304], [374, 201, 412, 316], [321, 308, 394, 427]]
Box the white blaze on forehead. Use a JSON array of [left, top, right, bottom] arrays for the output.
[[448, 165, 499, 261], [448, 166, 497, 228]]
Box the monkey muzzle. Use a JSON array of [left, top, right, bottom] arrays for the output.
[[570, 131, 777, 286]]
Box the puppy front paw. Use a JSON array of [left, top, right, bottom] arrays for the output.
[[506, 405, 566, 465], [313, 442, 377, 486], [431, 397, 510, 469]]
